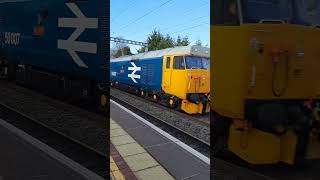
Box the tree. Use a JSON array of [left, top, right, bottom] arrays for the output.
[[175, 35, 190, 46], [114, 46, 132, 58], [163, 34, 175, 48], [195, 39, 202, 46], [180, 36, 190, 46], [110, 37, 132, 58], [139, 30, 176, 53], [137, 46, 147, 53], [176, 35, 182, 46], [138, 29, 190, 53]]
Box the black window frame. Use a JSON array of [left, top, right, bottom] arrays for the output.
[[173, 56, 186, 70], [166, 57, 171, 69], [212, 0, 240, 26]]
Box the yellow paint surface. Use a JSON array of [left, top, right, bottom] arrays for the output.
[[162, 54, 210, 114], [211, 24, 320, 119], [110, 156, 126, 180]]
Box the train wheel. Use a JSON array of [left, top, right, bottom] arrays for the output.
[[168, 97, 178, 109], [140, 90, 146, 98], [100, 94, 108, 108], [152, 94, 158, 102], [98, 94, 109, 115]]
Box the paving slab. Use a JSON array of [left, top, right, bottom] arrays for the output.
[[124, 153, 159, 172], [110, 119, 174, 180], [135, 166, 175, 180], [111, 134, 136, 146]]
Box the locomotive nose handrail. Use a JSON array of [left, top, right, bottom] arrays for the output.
[[259, 19, 286, 24]]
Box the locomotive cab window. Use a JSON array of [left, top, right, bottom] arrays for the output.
[[166, 57, 171, 69], [241, 0, 294, 24], [185, 56, 210, 70], [243, 0, 320, 26], [213, 0, 240, 25], [173, 56, 185, 70]]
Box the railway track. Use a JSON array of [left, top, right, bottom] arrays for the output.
[[111, 88, 210, 143], [111, 87, 210, 125], [0, 102, 107, 179], [111, 94, 210, 158]]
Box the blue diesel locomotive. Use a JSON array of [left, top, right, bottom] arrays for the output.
[[110, 46, 210, 115], [0, 0, 109, 108]]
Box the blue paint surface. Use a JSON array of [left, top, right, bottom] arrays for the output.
[[0, 0, 108, 81], [110, 57, 163, 92]]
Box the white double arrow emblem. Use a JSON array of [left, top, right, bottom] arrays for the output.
[[58, 3, 98, 68], [128, 62, 141, 83]]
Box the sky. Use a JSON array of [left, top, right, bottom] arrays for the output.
[[110, 0, 210, 53]]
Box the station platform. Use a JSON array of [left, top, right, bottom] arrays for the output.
[[0, 118, 104, 180], [110, 119, 173, 180], [110, 100, 210, 180]]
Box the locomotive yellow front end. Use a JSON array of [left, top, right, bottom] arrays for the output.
[[162, 46, 210, 115], [181, 63, 210, 114], [212, 0, 320, 165]]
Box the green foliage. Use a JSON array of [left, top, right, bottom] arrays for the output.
[[113, 46, 132, 58], [110, 36, 133, 58], [195, 39, 202, 46], [138, 29, 190, 53], [176, 35, 190, 46], [176, 35, 182, 46]]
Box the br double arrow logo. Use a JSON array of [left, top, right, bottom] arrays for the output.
[[128, 62, 141, 83], [58, 3, 98, 68]]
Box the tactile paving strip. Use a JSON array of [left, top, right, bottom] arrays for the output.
[[110, 155, 126, 180], [110, 144, 137, 180]]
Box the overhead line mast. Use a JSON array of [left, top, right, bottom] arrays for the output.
[[110, 37, 148, 54]]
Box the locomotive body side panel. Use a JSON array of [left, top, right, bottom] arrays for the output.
[[0, 0, 107, 82], [110, 57, 163, 92]]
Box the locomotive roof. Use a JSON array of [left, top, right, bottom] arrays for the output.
[[111, 45, 210, 62]]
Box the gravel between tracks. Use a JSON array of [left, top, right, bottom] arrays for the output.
[[111, 88, 210, 144], [0, 81, 107, 154]]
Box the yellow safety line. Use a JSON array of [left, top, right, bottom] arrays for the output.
[[110, 156, 126, 180]]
